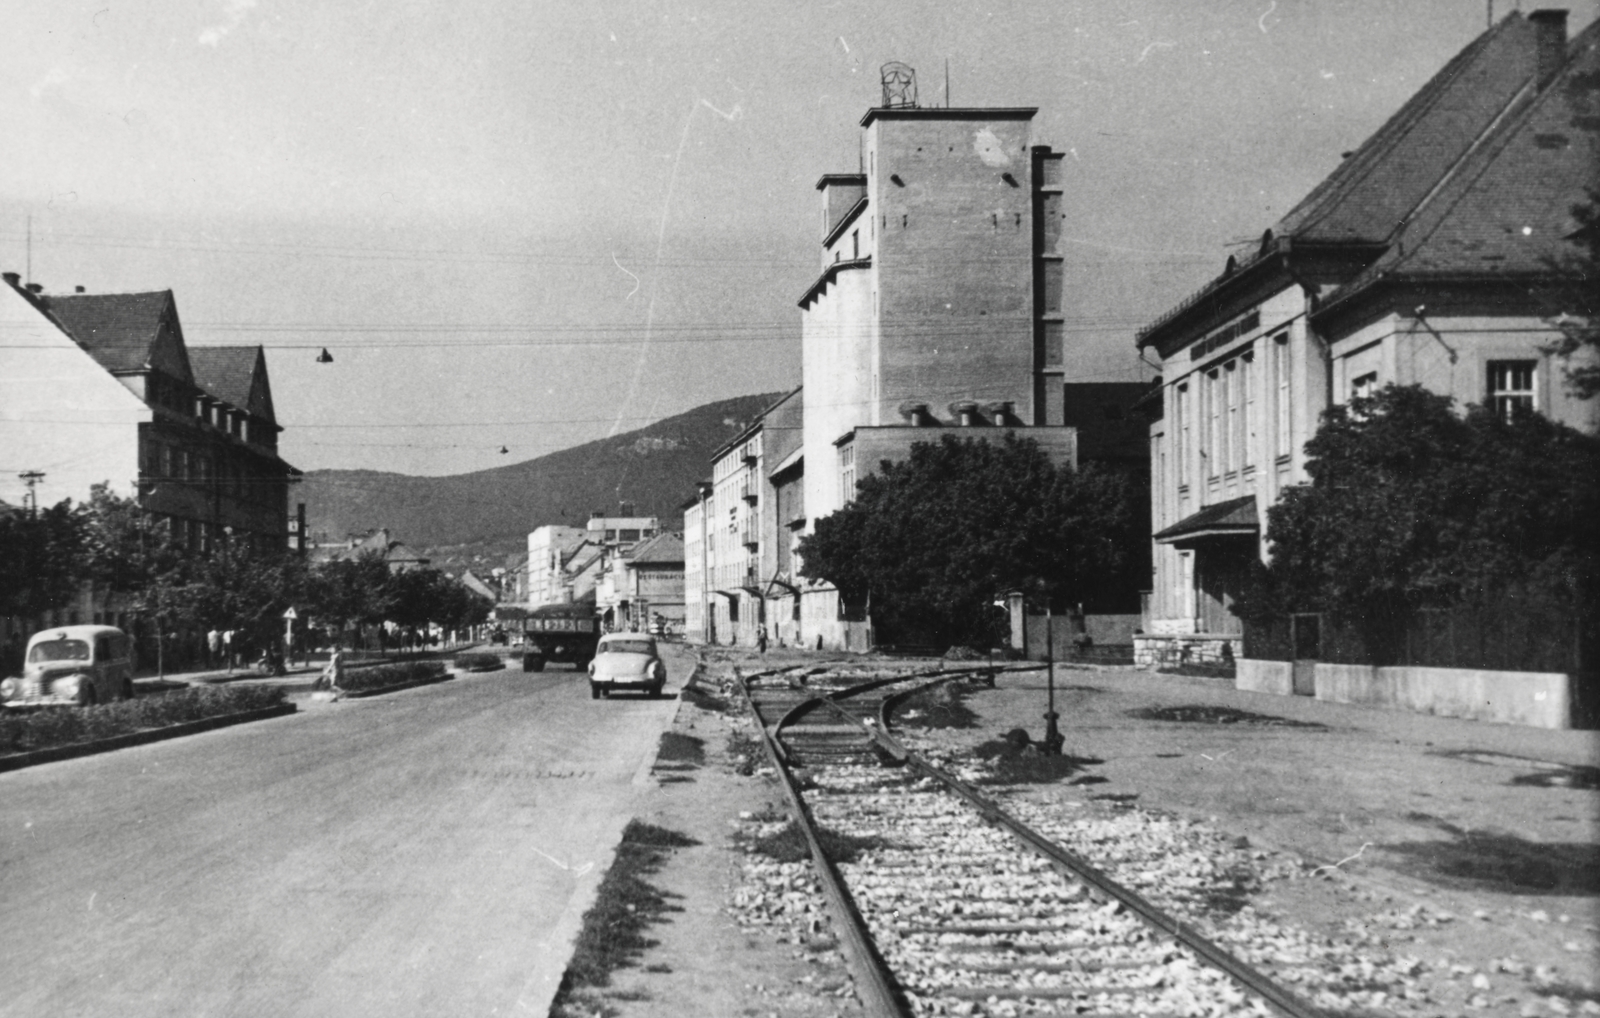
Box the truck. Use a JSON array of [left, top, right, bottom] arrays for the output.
[[521, 602, 602, 671]]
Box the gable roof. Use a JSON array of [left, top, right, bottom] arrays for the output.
[[624, 532, 684, 565], [1273, 13, 1542, 246], [189, 346, 262, 412], [44, 291, 184, 375], [1324, 18, 1600, 305]]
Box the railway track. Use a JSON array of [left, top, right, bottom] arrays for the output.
[[738, 661, 1356, 1018]]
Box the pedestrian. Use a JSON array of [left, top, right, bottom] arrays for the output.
[[756, 624, 768, 654], [315, 649, 344, 692], [284, 627, 297, 668], [222, 629, 235, 672], [206, 627, 221, 668]]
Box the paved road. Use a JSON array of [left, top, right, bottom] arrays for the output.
[[0, 647, 691, 1017]]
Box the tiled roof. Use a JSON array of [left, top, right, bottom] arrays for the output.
[[44, 291, 174, 373], [626, 532, 684, 565], [1330, 19, 1600, 298], [1274, 14, 1541, 245], [189, 346, 260, 412]]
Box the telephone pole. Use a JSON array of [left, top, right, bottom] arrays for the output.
[[18, 471, 45, 517]]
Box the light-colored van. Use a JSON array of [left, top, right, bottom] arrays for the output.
[[1, 625, 136, 708]]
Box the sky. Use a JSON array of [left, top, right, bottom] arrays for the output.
[[4, 0, 1595, 476]]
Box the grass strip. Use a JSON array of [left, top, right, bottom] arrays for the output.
[[338, 660, 448, 692], [548, 820, 700, 1017], [0, 684, 287, 756]]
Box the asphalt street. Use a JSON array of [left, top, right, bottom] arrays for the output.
[[0, 648, 690, 1017]]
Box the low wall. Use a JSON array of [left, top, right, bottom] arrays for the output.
[[1313, 662, 1571, 729], [1236, 658, 1292, 696], [1133, 634, 1242, 669]]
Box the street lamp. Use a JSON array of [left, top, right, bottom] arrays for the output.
[[1007, 590, 1063, 756]]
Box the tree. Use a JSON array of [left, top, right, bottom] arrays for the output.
[[0, 499, 87, 619], [1240, 385, 1600, 644], [797, 434, 1136, 647], [304, 552, 395, 647], [1546, 190, 1600, 400]]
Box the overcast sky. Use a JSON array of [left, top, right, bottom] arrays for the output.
[[5, 0, 1594, 476]]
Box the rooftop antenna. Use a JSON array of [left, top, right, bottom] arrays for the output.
[[880, 62, 917, 109], [945, 58, 950, 108], [25, 215, 31, 286]]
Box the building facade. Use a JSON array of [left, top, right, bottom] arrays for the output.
[[1, 277, 298, 552], [1138, 10, 1598, 663], [792, 98, 1084, 648]]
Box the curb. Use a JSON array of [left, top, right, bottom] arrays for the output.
[[631, 650, 699, 787], [0, 702, 299, 774], [338, 671, 456, 700]]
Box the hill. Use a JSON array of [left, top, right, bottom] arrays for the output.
[[297, 392, 783, 570]]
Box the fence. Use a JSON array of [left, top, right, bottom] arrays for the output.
[[1244, 596, 1586, 676]]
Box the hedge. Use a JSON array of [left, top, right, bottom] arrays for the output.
[[338, 660, 449, 692], [0, 684, 288, 757]]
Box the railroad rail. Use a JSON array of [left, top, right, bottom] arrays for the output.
[[738, 661, 1332, 1018]]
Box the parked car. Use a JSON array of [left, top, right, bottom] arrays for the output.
[[1, 625, 136, 708], [587, 633, 666, 699]]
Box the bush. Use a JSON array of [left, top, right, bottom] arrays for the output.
[[0, 684, 287, 756], [338, 660, 448, 692], [451, 652, 504, 673]]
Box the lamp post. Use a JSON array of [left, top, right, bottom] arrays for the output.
[[1042, 602, 1064, 756]]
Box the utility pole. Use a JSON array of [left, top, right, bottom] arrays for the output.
[[18, 471, 44, 517]]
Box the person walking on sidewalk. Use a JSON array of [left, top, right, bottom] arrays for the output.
[[206, 628, 221, 669], [222, 629, 235, 673]]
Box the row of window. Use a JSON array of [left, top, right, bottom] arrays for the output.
[[1173, 334, 1289, 488], [143, 439, 265, 497]]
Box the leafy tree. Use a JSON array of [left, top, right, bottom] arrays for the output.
[[304, 552, 395, 647], [798, 434, 1136, 647], [78, 485, 186, 597], [388, 567, 489, 633], [0, 499, 87, 619], [1546, 190, 1600, 399], [1240, 385, 1600, 647]]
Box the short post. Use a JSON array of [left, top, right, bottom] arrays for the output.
[[1043, 604, 1063, 756]]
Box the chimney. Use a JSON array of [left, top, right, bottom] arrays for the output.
[[1, 272, 18, 287], [25, 282, 42, 294], [1529, 9, 1568, 90], [950, 400, 980, 427], [74, 285, 85, 293]]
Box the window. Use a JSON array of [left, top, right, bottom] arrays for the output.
[[1487, 360, 1536, 421], [852, 229, 859, 259], [620, 529, 641, 542], [1242, 349, 1257, 470], [1206, 369, 1222, 479], [1176, 383, 1190, 487], [1274, 333, 1291, 459], [1350, 371, 1378, 402], [838, 444, 856, 505], [1224, 360, 1240, 475]]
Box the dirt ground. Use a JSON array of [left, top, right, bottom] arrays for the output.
[[561, 650, 1599, 1018]]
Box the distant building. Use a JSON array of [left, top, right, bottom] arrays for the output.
[[1136, 10, 1599, 662], [0, 277, 298, 552], [596, 532, 685, 631], [309, 528, 430, 573]]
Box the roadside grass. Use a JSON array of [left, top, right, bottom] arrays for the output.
[[726, 726, 765, 776], [1157, 662, 1237, 680], [548, 820, 700, 1018], [0, 684, 287, 756], [338, 660, 448, 693], [450, 652, 504, 673]]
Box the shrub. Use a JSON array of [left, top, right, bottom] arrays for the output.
[[451, 652, 504, 673], [338, 660, 447, 692], [0, 684, 287, 756]]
